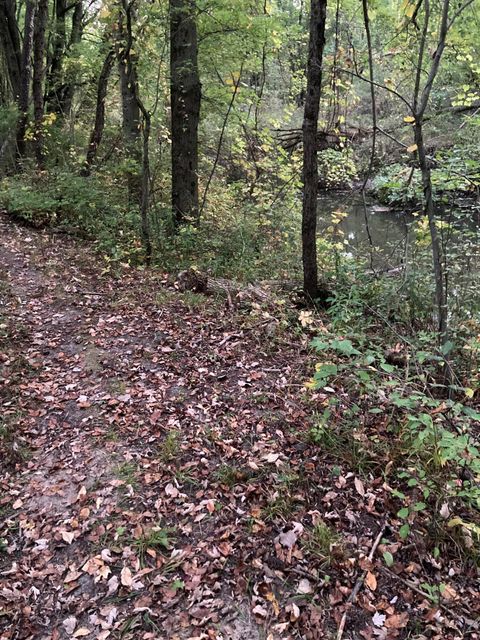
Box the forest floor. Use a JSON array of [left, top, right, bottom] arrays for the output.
[[0, 213, 478, 640]]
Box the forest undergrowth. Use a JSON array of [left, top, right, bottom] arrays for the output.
[[0, 213, 479, 640]]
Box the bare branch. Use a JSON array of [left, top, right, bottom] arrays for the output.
[[339, 68, 413, 111]]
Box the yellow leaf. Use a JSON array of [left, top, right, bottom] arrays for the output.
[[465, 387, 474, 398], [266, 591, 280, 616], [447, 517, 463, 528], [402, 0, 416, 18], [403, 116, 415, 123], [407, 144, 418, 153]]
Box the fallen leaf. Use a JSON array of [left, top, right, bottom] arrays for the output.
[[61, 531, 75, 544], [264, 453, 280, 463], [120, 566, 133, 587], [354, 477, 365, 497], [286, 602, 300, 622], [107, 575, 119, 595], [165, 483, 179, 498], [385, 612, 409, 629], [372, 612, 386, 627], [365, 571, 377, 591], [252, 604, 268, 619], [63, 616, 77, 635], [297, 578, 313, 594]]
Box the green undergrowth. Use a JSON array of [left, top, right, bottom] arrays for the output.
[[306, 298, 480, 564], [0, 166, 302, 282], [372, 141, 480, 207]]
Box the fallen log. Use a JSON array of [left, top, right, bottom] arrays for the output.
[[175, 268, 301, 305]]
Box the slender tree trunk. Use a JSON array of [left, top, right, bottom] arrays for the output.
[[115, 0, 151, 260], [116, 0, 141, 203], [32, 0, 48, 168], [301, 0, 327, 300], [62, 0, 84, 116], [170, 0, 201, 227], [139, 106, 152, 264], [82, 48, 115, 176], [414, 122, 448, 341], [0, 0, 22, 101], [411, 0, 451, 345], [16, 0, 36, 164], [46, 0, 66, 114]]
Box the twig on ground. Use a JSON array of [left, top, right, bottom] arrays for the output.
[[380, 567, 479, 630], [336, 520, 387, 640]]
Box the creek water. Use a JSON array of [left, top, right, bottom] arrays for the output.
[[317, 193, 480, 270], [316, 193, 480, 313], [317, 194, 411, 270]]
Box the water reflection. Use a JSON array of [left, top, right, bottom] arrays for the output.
[[316, 193, 480, 315], [317, 194, 411, 269]]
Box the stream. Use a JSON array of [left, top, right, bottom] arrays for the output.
[[317, 194, 412, 270], [317, 193, 480, 314]]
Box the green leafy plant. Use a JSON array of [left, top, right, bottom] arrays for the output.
[[134, 525, 176, 562]]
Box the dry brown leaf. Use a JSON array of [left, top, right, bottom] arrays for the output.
[[354, 477, 366, 497], [365, 571, 377, 591], [61, 531, 75, 544], [297, 578, 313, 594], [120, 566, 133, 588], [385, 612, 409, 629], [62, 616, 77, 635]]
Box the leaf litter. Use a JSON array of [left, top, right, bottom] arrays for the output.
[[0, 213, 478, 640]]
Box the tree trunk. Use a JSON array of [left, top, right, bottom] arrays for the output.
[[32, 0, 48, 168], [115, 0, 151, 260], [414, 122, 448, 341], [139, 105, 152, 264], [0, 0, 22, 101], [82, 48, 115, 176], [170, 0, 201, 227], [62, 0, 84, 116], [301, 0, 327, 300], [46, 0, 67, 114], [116, 0, 141, 203], [16, 0, 36, 164], [411, 0, 451, 349]]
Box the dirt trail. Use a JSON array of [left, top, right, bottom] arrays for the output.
[[0, 216, 313, 639], [2, 216, 478, 640]]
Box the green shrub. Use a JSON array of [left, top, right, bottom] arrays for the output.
[[373, 144, 480, 206], [317, 149, 358, 190], [0, 169, 143, 260]]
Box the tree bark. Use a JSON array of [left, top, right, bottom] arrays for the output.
[[0, 0, 22, 101], [46, 0, 67, 114], [82, 48, 115, 176], [170, 0, 201, 227], [115, 0, 151, 260], [61, 0, 84, 116], [414, 122, 448, 341], [411, 0, 450, 345], [32, 0, 48, 168], [16, 0, 36, 164], [139, 103, 152, 264], [116, 0, 141, 203], [301, 0, 327, 300]]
